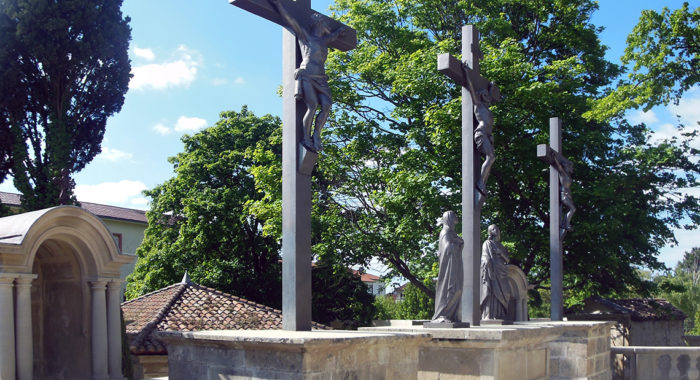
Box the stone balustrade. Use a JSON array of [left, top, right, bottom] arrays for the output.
[[611, 346, 700, 380]]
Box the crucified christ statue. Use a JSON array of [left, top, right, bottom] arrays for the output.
[[269, 0, 350, 152], [472, 83, 498, 199]]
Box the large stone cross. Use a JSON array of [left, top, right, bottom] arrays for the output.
[[437, 25, 500, 326], [537, 117, 575, 321], [230, 0, 356, 331]]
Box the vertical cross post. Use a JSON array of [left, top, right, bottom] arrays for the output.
[[230, 0, 356, 331], [438, 25, 498, 326], [548, 117, 563, 321], [281, 16, 313, 331], [537, 117, 565, 321], [461, 25, 481, 326]]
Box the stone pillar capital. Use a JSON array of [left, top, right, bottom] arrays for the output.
[[89, 279, 110, 289], [14, 274, 38, 287], [107, 279, 124, 289], [0, 273, 17, 285]]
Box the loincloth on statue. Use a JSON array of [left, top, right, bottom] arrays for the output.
[[294, 68, 331, 100], [474, 129, 494, 154]]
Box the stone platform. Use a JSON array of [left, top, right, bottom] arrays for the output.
[[158, 321, 612, 380], [159, 329, 430, 380], [361, 320, 612, 380]]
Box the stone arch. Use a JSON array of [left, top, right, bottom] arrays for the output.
[[0, 206, 136, 380], [506, 264, 529, 321]]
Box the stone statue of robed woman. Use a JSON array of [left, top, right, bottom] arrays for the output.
[[431, 211, 464, 323], [480, 224, 511, 320]]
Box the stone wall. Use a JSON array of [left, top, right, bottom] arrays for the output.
[[548, 322, 611, 380], [364, 321, 613, 380], [159, 330, 430, 380]]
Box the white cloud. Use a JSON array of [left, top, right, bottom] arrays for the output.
[[153, 123, 172, 135], [75, 180, 147, 206], [98, 147, 133, 162], [133, 47, 155, 61], [130, 45, 201, 91], [174, 116, 207, 132], [649, 123, 677, 144], [628, 110, 659, 125], [233, 77, 245, 85], [131, 197, 149, 206], [670, 87, 700, 127]]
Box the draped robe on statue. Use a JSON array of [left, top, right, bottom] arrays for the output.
[[480, 238, 510, 320], [431, 226, 464, 322]]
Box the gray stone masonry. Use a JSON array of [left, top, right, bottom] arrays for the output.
[[159, 329, 430, 380], [363, 320, 613, 380]]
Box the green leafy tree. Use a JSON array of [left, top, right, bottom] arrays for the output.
[[282, 0, 698, 304], [127, 108, 378, 325], [126, 108, 283, 306], [394, 281, 435, 320], [373, 294, 399, 320], [678, 247, 700, 286], [0, 0, 131, 210], [588, 3, 699, 120], [312, 261, 377, 328]]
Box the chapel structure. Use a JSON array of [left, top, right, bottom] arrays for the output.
[[0, 206, 136, 380]]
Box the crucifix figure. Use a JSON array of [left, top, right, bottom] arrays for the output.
[[230, 0, 356, 331], [269, 0, 351, 152], [437, 25, 500, 326], [537, 117, 576, 321]]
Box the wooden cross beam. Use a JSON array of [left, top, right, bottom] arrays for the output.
[[230, 0, 356, 331], [436, 25, 499, 326]]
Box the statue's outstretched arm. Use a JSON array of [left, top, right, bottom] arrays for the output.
[[325, 25, 349, 44], [269, 0, 308, 41]]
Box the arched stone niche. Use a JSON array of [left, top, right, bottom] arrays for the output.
[[0, 206, 136, 380], [506, 264, 530, 321]]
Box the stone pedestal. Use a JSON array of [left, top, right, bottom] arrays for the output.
[[362, 321, 612, 380], [159, 330, 430, 380]]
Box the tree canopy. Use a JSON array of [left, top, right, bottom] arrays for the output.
[[246, 0, 699, 305], [0, 0, 132, 210], [587, 3, 699, 120], [125, 108, 283, 305]]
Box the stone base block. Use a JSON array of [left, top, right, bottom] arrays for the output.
[[159, 329, 430, 380], [362, 320, 613, 380]]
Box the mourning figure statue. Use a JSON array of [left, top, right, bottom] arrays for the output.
[[480, 224, 511, 320], [269, 0, 350, 152], [431, 211, 464, 323]]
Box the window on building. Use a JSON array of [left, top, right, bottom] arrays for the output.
[[112, 233, 123, 253]]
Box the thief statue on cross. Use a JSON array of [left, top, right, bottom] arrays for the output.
[[269, 0, 350, 152], [470, 79, 499, 203]]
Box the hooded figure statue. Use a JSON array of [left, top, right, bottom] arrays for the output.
[[431, 211, 464, 323]]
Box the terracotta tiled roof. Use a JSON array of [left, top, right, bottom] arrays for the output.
[[351, 269, 381, 283], [575, 296, 687, 321], [122, 278, 328, 355], [0, 191, 146, 224]]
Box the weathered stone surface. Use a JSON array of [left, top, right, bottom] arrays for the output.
[[364, 320, 613, 380], [160, 330, 430, 380]]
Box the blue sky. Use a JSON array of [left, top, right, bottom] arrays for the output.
[[1, 0, 697, 268]]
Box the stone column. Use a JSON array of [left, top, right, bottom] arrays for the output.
[[91, 280, 110, 380], [15, 274, 38, 380], [107, 280, 125, 380], [0, 274, 16, 380]]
